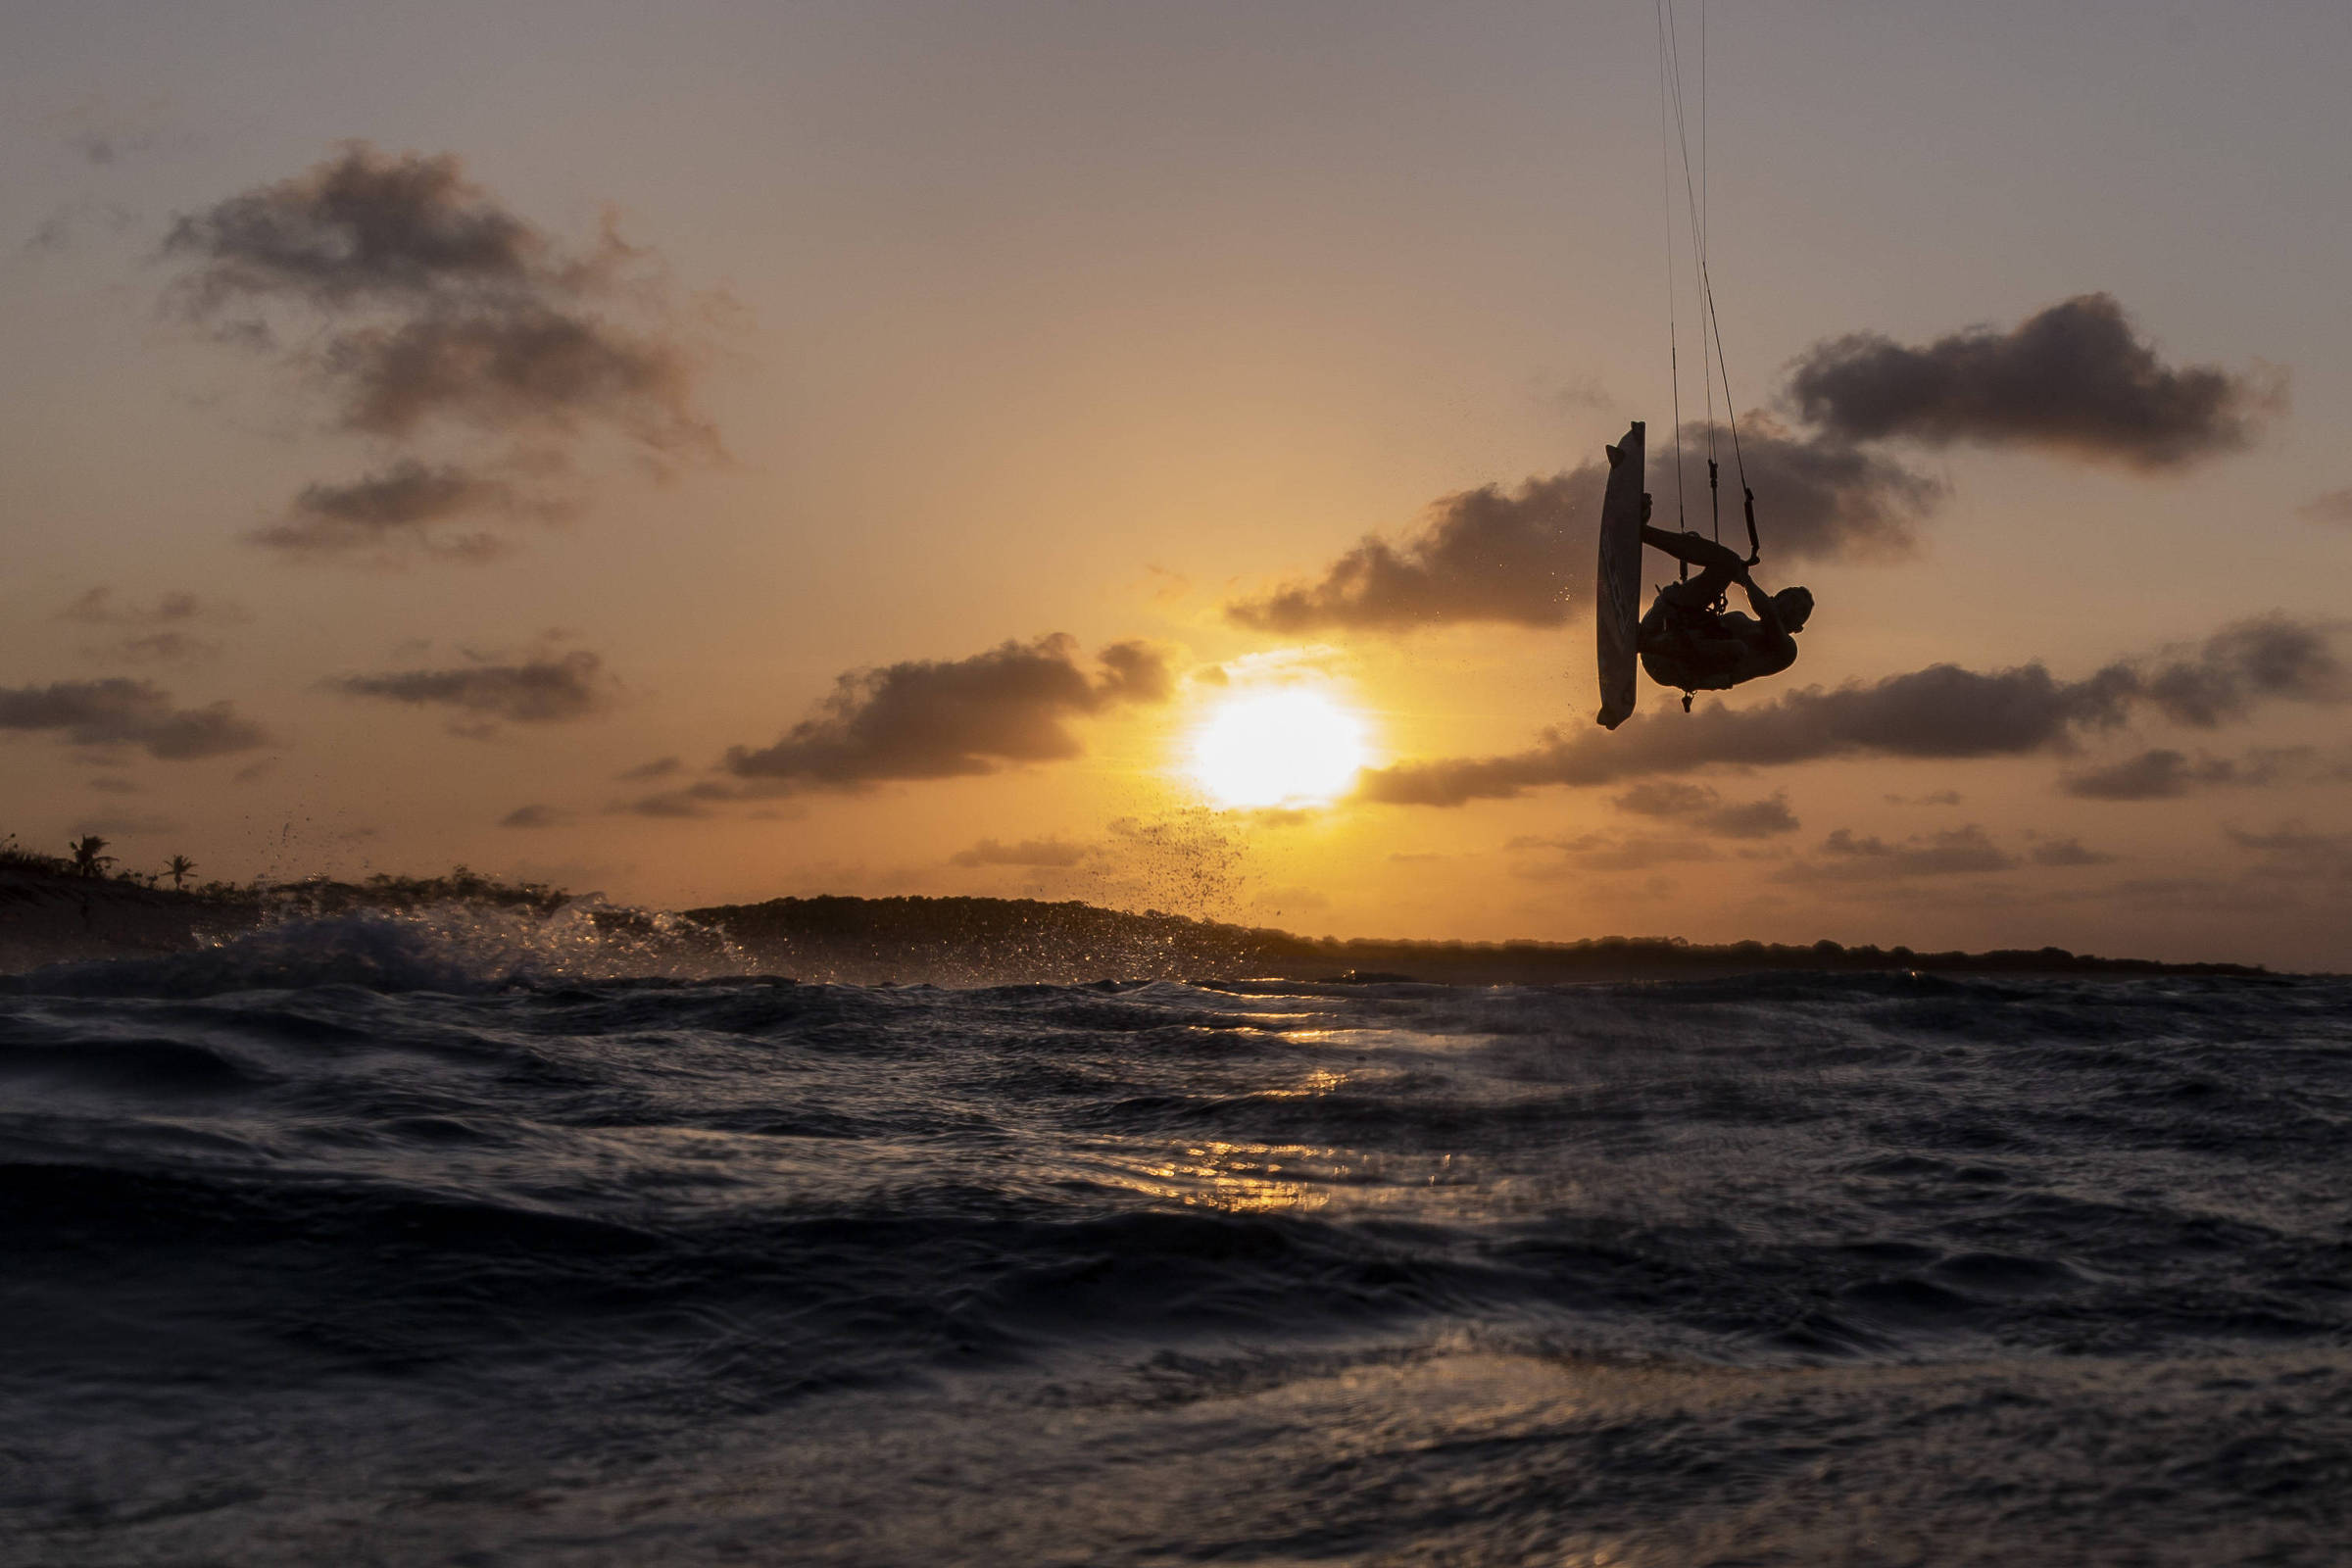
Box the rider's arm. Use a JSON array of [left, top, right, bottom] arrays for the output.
[[1740, 578, 1785, 635]]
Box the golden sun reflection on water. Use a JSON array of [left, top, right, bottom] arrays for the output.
[[1125, 1140, 1346, 1214]]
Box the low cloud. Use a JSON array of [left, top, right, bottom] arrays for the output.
[[257, 461, 567, 561], [2061, 749, 2209, 801], [1361, 615, 2342, 808], [614, 780, 748, 819], [1224, 428, 1936, 635], [1786, 293, 2276, 469], [325, 649, 618, 730], [1610, 780, 1799, 839], [1779, 824, 2016, 883], [1362, 661, 2131, 807], [166, 143, 719, 563], [2227, 823, 2352, 885], [1509, 832, 1720, 875], [500, 804, 574, 829], [0, 679, 270, 760], [949, 837, 1090, 868], [63, 587, 247, 664], [2068, 744, 2321, 801], [1225, 471, 1587, 633], [616, 756, 681, 781], [2032, 837, 2117, 867], [2140, 616, 2345, 726], [723, 635, 1174, 792]]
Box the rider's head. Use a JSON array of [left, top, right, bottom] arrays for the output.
[[1774, 585, 1814, 632]]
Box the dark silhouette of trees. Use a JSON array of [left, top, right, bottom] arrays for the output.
[[69, 835, 115, 879], [166, 855, 197, 892]]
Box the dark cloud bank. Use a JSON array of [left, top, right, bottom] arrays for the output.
[[1787, 293, 2275, 469], [718, 636, 1173, 794], [326, 650, 617, 728], [1225, 426, 1937, 634], [1229, 294, 2266, 636], [167, 143, 715, 563], [1361, 615, 2343, 807], [0, 679, 268, 760], [617, 638, 1171, 815]]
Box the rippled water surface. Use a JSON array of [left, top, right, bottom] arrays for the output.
[[3, 912, 2348, 1564]]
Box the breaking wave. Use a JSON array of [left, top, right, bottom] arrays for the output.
[[4, 895, 749, 999]]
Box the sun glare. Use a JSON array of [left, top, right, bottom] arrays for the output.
[[1189, 688, 1368, 808]]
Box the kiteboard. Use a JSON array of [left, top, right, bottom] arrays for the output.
[[1593, 420, 1646, 729]]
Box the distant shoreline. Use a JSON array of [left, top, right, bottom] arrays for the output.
[[0, 866, 2276, 983], [686, 894, 2274, 986]]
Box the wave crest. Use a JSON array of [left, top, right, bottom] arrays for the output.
[[7, 896, 749, 997]]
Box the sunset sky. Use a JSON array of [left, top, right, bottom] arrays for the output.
[[7, 1, 2351, 967]]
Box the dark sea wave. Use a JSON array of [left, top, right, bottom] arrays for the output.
[[2, 908, 2347, 1564]]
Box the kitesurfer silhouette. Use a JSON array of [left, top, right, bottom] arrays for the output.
[[1635, 496, 1812, 701]]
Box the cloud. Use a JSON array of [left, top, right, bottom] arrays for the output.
[[1223, 431, 1936, 634], [500, 804, 573, 829], [63, 587, 247, 664], [616, 755, 682, 781], [2032, 837, 2117, 867], [325, 649, 618, 728], [1224, 471, 1588, 633], [1785, 294, 2276, 468], [165, 143, 718, 562], [2226, 823, 2352, 885], [1652, 417, 1944, 564], [1361, 615, 2343, 808], [1361, 660, 2131, 807], [2300, 488, 2352, 526], [1610, 780, 1799, 838], [2139, 616, 2346, 727], [2060, 748, 2203, 801], [1705, 795, 1803, 839], [166, 145, 545, 308], [615, 781, 738, 818], [1885, 790, 1963, 807], [723, 635, 1175, 791], [1509, 832, 1720, 875], [320, 305, 708, 450], [256, 461, 567, 561], [0, 679, 270, 760], [949, 837, 1090, 868], [2064, 744, 2318, 801], [1779, 824, 2017, 883]]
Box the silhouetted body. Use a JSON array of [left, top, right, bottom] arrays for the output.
[[1637, 527, 1813, 696]]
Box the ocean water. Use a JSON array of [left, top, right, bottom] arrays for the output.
[[2, 907, 2347, 1566]]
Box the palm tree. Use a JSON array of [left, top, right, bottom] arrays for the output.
[[166, 854, 197, 892], [69, 834, 114, 879]]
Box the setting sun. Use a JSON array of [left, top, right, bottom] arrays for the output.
[[1189, 688, 1368, 808]]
